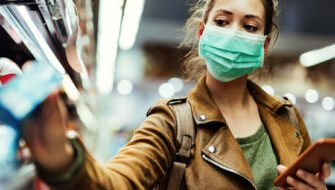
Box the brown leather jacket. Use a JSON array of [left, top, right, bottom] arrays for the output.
[[51, 76, 311, 190]]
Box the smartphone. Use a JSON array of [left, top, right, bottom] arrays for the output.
[[274, 138, 335, 187]]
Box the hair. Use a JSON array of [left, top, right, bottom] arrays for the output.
[[180, 0, 280, 82]]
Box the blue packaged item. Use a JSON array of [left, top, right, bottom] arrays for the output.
[[0, 62, 63, 187], [0, 62, 63, 127], [0, 124, 19, 187]]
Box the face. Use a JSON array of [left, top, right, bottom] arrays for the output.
[[198, 0, 271, 50]]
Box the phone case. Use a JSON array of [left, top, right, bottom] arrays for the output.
[[274, 138, 335, 187]]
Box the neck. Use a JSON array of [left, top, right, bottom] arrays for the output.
[[205, 72, 251, 110]]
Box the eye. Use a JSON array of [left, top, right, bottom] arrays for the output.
[[244, 25, 258, 32], [215, 19, 229, 27]]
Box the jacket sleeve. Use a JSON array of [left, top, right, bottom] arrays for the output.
[[293, 105, 312, 154], [48, 100, 178, 190]]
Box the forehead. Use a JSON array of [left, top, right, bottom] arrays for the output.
[[210, 0, 265, 18]]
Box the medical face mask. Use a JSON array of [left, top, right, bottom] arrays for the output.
[[199, 25, 267, 82]]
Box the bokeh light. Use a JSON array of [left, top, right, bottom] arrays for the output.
[[159, 83, 175, 98], [283, 93, 297, 105], [305, 89, 319, 103], [168, 78, 184, 93], [117, 80, 133, 95], [262, 85, 275, 95], [321, 97, 335, 111]]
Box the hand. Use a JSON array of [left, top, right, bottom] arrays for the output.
[[22, 92, 74, 175], [277, 162, 331, 190]]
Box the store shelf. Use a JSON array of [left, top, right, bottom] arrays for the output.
[[0, 1, 98, 187]]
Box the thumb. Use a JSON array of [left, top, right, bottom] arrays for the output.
[[277, 164, 287, 174]]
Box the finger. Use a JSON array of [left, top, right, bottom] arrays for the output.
[[39, 95, 66, 144], [38, 102, 50, 145], [55, 95, 68, 128], [287, 176, 313, 190], [23, 94, 63, 146], [278, 187, 291, 190], [277, 165, 288, 174], [316, 162, 331, 181], [296, 169, 323, 188], [277, 185, 295, 190], [22, 110, 42, 144]]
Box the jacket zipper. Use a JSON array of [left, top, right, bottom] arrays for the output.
[[202, 154, 257, 190]]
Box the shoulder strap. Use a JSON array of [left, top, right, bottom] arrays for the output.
[[278, 97, 301, 134], [166, 99, 195, 190]]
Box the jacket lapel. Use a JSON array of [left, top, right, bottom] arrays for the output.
[[201, 126, 255, 184], [248, 80, 304, 166], [258, 105, 303, 166]]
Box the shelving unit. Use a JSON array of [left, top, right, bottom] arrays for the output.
[[0, 0, 98, 188]]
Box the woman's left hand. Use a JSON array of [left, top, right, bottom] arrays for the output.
[[277, 162, 331, 190]]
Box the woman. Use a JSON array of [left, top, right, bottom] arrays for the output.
[[24, 0, 331, 189]]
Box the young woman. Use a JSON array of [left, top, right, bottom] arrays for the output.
[[24, 0, 331, 189]]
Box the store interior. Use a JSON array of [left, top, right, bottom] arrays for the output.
[[0, 0, 334, 189]]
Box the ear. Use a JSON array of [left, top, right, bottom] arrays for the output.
[[197, 22, 205, 40], [264, 35, 272, 54]]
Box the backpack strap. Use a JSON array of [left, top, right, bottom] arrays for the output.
[[278, 97, 301, 135], [166, 98, 195, 190]]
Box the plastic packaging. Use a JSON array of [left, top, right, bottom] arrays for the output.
[[0, 62, 63, 187], [0, 62, 63, 127], [0, 124, 19, 188]]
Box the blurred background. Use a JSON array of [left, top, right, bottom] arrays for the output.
[[95, 0, 335, 162], [0, 0, 334, 189]]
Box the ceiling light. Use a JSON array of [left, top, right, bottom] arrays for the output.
[[119, 0, 145, 50], [96, 0, 123, 94], [300, 44, 335, 67]]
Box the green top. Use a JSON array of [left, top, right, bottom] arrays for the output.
[[236, 124, 278, 190]]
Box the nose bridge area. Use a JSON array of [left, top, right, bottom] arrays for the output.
[[230, 20, 243, 32]]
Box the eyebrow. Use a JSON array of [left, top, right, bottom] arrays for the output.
[[215, 9, 264, 23], [215, 9, 233, 15], [245, 15, 264, 23]]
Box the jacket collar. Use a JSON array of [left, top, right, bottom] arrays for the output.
[[187, 75, 293, 126], [187, 76, 225, 125], [247, 80, 293, 112]]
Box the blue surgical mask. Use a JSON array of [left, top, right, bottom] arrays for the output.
[[199, 25, 267, 82]]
